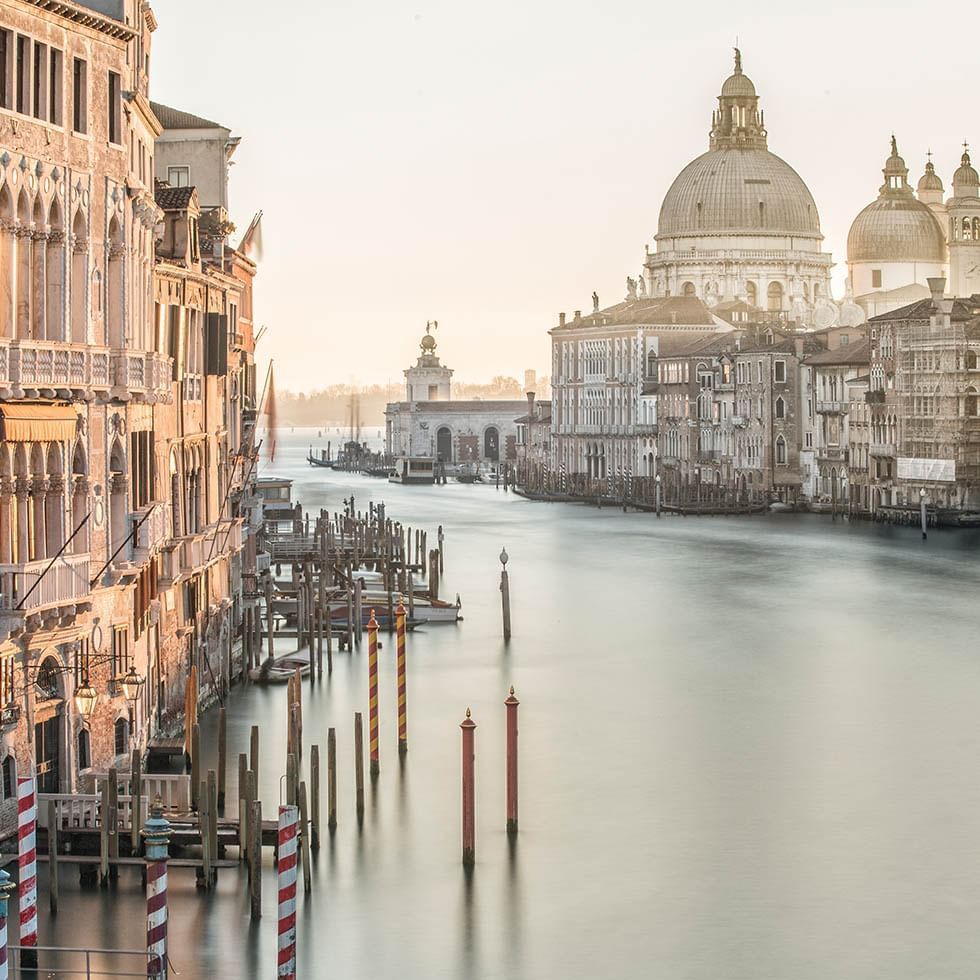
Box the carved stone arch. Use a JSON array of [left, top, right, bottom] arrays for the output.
[[48, 194, 64, 232], [13, 443, 28, 478], [107, 213, 123, 246], [71, 440, 87, 476], [0, 183, 12, 222], [46, 442, 63, 476], [16, 187, 31, 226], [30, 442, 45, 477], [108, 436, 126, 475], [71, 207, 87, 242], [0, 444, 10, 477]]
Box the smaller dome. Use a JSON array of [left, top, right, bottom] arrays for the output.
[[953, 150, 979, 193], [847, 197, 946, 263], [720, 48, 756, 98], [917, 159, 943, 193], [420, 333, 437, 352]]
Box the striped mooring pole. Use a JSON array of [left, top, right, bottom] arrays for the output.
[[277, 805, 299, 979], [505, 687, 519, 834], [460, 709, 476, 868], [395, 598, 408, 757], [143, 795, 172, 980], [17, 775, 37, 970], [0, 866, 14, 980], [368, 610, 380, 776]]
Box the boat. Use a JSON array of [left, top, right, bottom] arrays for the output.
[[456, 463, 482, 484], [389, 456, 436, 485], [307, 447, 335, 468], [361, 464, 394, 478], [249, 649, 311, 684]]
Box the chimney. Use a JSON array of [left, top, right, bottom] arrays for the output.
[[794, 337, 804, 358], [574, 310, 582, 322], [559, 312, 566, 327], [527, 390, 536, 420], [927, 277, 946, 310]]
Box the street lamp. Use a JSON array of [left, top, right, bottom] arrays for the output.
[[74, 677, 99, 719], [120, 665, 146, 704]]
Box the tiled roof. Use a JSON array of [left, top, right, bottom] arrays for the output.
[[868, 297, 980, 323], [556, 296, 720, 329], [155, 184, 197, 211], [804, 339, 871, 367], [151, 101, 225, 131]]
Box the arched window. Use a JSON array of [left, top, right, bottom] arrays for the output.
[[484, 427, 499, 462], [745, 281, 757, 307], [681, 282, 696, 297], [775, 397, 785, 420], [775, 435, 787, 465], [767, 281, 784, 312], [2, 755, 15, 800], [114, 717, 129, 757], [77, 729, 91, 770], [966, 387, 978, 417], [967, 351, 978, 371], [963, 217, 973, 241]]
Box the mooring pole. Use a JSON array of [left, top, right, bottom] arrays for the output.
[[0, 867, 14, 980], [368, 610, 380, 776], [461, 708, 476, 868], [143, 796, 172, 980], [499, 548, 511, 642], [505, 687, 519, 834], [396, 597, 408, 757]]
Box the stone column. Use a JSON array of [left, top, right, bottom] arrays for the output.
[[31, 231, 46, 341], [0, 480, 13, 565], [14, 228, 31, 339], [71, 477, 89, 554], [45, 476, 65, 557], [31, 479, 47, 562], [14, 479, 30, 565]]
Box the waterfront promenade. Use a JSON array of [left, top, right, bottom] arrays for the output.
[[26, 429, 980, 979]]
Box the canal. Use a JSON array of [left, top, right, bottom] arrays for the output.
[[35, 428, 980, 979]]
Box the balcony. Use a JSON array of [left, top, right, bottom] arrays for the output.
[[816, 400, 848, 415], [0, 338, 111, 400], [659, 456, 680, 467], [641, 379, 659, 395], [817, 446, 846, 461], [731, 415, 749, 428], [110, 351, 173, 403], [869, 442, 895, 457], [0, 553, 91, 613], [131, 502, 172, 564], [697, 450, 721, 463], [865, 390, 886, 404], [0, 339, 172, 404]]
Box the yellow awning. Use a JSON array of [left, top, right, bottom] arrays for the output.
[[0, 404, 79, 443]]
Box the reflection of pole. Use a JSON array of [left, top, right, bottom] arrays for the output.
[[920, 489, 927, 541], [499, 549, 511, 642], [460, 709, 476, 868], [655, 475, 662, 518], [0, 866, 14, 980]]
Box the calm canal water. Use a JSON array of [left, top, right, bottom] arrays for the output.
[[36, 428, 980, 979]]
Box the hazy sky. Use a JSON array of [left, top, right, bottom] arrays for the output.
[[152, 0, 977, 392]]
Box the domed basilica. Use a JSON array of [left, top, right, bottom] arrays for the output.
[[643, 50, 833, 321]]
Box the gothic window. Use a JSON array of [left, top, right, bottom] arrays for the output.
[[114, 717, 129, 757], [774, 360, 786, 383], [77, 729, 91, 770], [775, 436, 787, 465], [966, 351, 978, 371], [775, 397, 785, 419], [966, 387, 978, 417], [1, 755, 14, 799]]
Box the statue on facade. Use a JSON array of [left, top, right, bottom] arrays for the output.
[[626, 276, 637, 300], [637, 276, 647, 297], [592, 291, 599, 313]]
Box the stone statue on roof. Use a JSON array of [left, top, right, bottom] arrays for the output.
[[637, 276, 647, 297], [592, 291, 599, 312], [626, 276, 637, 300]]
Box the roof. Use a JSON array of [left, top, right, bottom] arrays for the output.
[[847, 195, 946, 263], [151, 102, 226, 131], [868, 297, 980, 323], [389, 401, 530, 414], [804, 339, 871, 367], [155, 185, 197, 211], [555, 296, 721, 330], [514, 408, 552, 424]]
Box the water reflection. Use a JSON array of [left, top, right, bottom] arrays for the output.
[[34, 429, 980, 980]]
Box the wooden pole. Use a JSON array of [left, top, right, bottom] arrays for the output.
[[130, 747, 142, 852], [500, 549, 511, 641], [505, 687, 519, 834], [244, 770, 256, 870], [217, 707, 227, 811], [238, 754, 248, 862], [354, 712, 365, 824], [310, 744, 320, 852], [325, 602, 333, 673], [264, 572, 275, 663], [108, 767, 119, 881], [298, 782, 312, 894], [198, 779, 210, 889], [249, 799, 262, 921], [327, 728, 337, 832], [461, 709, 476, 868], [47, 799, 58, 914], [191, 723, 201, 811], [286, 753, 298, 807]]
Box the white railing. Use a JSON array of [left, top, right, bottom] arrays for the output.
[[39, 793, 148, 830], [131, 502, 171, 562], [111, 350, 173, 398], [0, 553, 90, 612], [816, 400, 848, 414], [869, 442, 895, 457], [0, 338, 111, 390]]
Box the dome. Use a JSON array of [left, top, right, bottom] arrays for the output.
[[953, 150, 979, 194], [720, 72, 756, 98], [656, 147, 822, 239], [917, 160, 943, 194], [847, 197, 945, 262]]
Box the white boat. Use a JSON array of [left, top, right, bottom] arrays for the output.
[[249, 648, 310, 684], [389, 456, 436, 485]]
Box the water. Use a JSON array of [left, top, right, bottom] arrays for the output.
[[38, 429, 980, 979]]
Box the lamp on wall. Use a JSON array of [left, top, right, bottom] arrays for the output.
[[74, 678, 99, 719], [120, 665, 146, 704]]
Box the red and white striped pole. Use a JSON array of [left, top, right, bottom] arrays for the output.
[[143, 795, 172, 980], [367, 610, 380, 776], [460, 709, 476, 868], [0, 866, 14, 980], [395, 598, 408, 757], [17, 775, 37, 971], [277, 805, 299, 979], [505, 687, 519, 835]]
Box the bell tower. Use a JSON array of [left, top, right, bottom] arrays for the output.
[[947, 145, 980, 296], [404, 322, 453, 402]]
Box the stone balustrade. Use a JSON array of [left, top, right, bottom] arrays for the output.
[[0, 552, 91, 612], [131, 501, 172, 563]]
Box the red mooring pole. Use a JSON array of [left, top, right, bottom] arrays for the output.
[[505, 687, 519, 834], [396, 598, 408, 757], [368, 610, 380, 776], [461, 708, 476, 867]]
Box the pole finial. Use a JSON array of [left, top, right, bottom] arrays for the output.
[[465, 707, 471, 719], [509, 685, 515, 696]]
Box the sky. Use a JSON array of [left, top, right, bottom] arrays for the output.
[[151, 0, 979, 392]]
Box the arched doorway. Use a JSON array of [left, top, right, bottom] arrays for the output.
[[35, 655, 65, 794], [767, 281, 784, 312], [484, 427, 499, 462], [436, 426, 452, 463]]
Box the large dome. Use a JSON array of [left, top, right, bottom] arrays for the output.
[[847, 197, 945, 262], [657, 147, 822, 239]]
